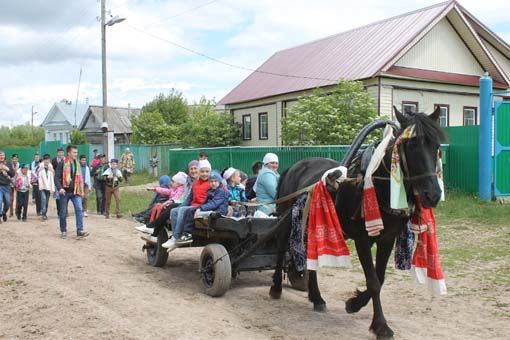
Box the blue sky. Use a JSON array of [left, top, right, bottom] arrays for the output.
[[0, 0, 509, 126]]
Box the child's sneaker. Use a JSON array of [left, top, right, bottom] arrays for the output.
[[61, 232, 67, 239], [135, 225, 153, 234], [175, 233, 193, 245], [162, 236, 179, 252], [141, 235, 158, 243]]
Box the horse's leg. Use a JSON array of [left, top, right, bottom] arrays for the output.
[[308, 270, 327, 312], [345, 236, 395, 314], [269, 213, 291, 299], [352, 237, 394, 339]]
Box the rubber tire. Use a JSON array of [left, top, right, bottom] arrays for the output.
[[288, 263, 309, 292], [146, 228, 169, 267], [199, 244, 232, 297]]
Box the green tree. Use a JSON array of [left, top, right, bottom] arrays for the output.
[[0, 123, 44, 146], [131, 110, 178, 144], [281, 81, 379, 145], [141, 89, 188, 124], [178, 97, 240, 147], [70, 129, 87, 144]]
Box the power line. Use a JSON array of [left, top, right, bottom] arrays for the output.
[[145, 0, 222, 28], [125, 23, 339, 82]]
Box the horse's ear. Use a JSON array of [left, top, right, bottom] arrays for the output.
[[394, 106, 408, 126], [429, 106, 441, 121]]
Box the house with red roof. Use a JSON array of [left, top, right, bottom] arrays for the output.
[[219, 1, 510, 146]]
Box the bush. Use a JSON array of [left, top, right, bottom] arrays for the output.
[[281, 81, 379, 145]]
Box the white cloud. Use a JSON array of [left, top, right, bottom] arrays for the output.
[[0, 0, 509, 127]]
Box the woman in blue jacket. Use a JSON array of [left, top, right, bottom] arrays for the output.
[[255, 153, 280, 215]]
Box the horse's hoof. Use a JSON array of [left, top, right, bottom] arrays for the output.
[[313, 303, 327, 312], [269, 286, 282, 299], [345, 297, 362, 314], [370, 323, 394, 340]]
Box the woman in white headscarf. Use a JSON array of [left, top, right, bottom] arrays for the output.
[[254, 153, 279, 215]]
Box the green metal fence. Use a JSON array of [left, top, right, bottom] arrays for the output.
[[167, 131, 478, 194], [168, 145, 351, 176], [442, 126, 479, 193], [0, 142, 99, 166], [116, 144, 174, 174]]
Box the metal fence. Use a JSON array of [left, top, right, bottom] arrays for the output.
[[167, 145, 352, 176], [116, 144, 174, 174], [167, 129, 479, 194], [442, 126, 479, 193], [0, 142, 101, 166], [2, 126, 480, 193]]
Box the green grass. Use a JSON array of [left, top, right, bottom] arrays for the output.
[[122, 172, 158, 186], [88, 189, 153, 217], [435, 189, 510, 226]]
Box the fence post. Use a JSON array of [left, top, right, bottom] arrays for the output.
[[479, 73, 492, 201]]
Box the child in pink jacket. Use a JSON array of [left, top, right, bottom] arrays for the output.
[[146, 172, 188, 222]]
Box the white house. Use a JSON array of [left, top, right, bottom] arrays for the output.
[[219, 1, 510, 146], [41, 99, 89, 143]]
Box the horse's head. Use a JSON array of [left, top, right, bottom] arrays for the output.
[[394, 106, 446, 208]]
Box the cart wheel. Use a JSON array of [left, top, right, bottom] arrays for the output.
[[199, 244, 231, 297], [288, 262, 309, 292], [146, 229, 169, 267]]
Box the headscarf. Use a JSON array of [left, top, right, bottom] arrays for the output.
[[159, 175, 171, 188], [263, 153, 278, 164], [188, 160, 199, 170]]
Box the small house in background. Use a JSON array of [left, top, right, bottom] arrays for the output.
[[40, 99, 89, 143], [219, 1, 510, 146], [79, 105, 141, 144]]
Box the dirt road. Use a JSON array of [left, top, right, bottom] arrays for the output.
[[0, 200, 507, 340]]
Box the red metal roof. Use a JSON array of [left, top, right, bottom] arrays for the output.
[[219, 1, 453, 105], [385, 66, 509, 88]]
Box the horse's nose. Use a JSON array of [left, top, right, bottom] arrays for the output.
[[423, 190, 441, 207]]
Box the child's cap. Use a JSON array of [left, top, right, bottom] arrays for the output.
[[209, 170, 222, 183], [159, 175, 171, 187], [110, 158, 118, 164], [172, 171, 188, 185], [222, 167, 236, 181], [198, 159, 211, 170], [22, 164, 29, 169]]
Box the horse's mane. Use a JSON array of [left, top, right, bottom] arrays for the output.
[[405, 112, 447, 143]]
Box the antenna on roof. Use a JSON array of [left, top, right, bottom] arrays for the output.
[[74, 67, 83, 128]]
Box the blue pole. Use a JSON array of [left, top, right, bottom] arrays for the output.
[[479, 73, 492, 201]]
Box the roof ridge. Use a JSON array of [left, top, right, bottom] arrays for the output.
[[276, 0, 453, 55]]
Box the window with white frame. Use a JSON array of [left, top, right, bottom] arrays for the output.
[[435, 104, 449, 127], [258, 112, 268, 140], [402, 101, 418, 114], [463, 107, 477, 126], [242, 114, 251, 140]]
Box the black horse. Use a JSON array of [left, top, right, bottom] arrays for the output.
[[269, 107, 446, 339]]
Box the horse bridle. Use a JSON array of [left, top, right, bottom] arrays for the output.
[[375, 130, 438, 183]]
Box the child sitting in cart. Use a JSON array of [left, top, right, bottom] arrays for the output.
[[222, 167, 248, 217], [163, 168, 229, 252]]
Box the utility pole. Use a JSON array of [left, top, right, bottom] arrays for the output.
[[31, 106, 37, 138], [101, 0, 125, 160], [101, 0, 109, 159]]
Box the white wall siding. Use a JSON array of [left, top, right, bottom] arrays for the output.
[[384, 77, 480, 126], [233, 104, 278, 146], [395, 18, 484, 76], [483, 40, 510, 81], [379, 85, 394, 118]]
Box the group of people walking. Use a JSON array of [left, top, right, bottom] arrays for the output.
[[0, 146, 137, 239]]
